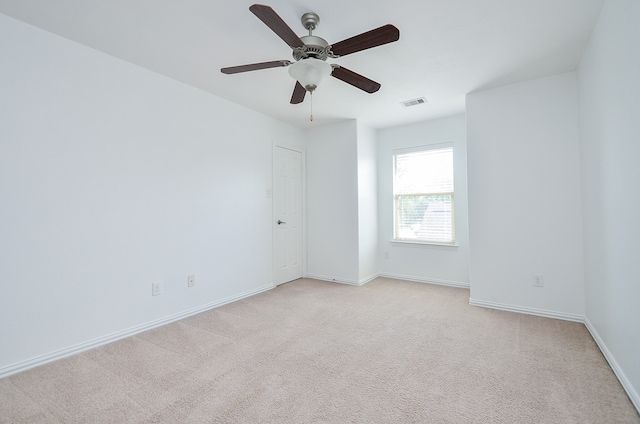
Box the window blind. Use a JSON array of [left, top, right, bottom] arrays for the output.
[[393, 146, 455, 243]]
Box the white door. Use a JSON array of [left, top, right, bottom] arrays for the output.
[[274, 146, 303, 285]]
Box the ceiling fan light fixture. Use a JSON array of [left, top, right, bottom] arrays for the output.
[[288, 58, 332, 93]]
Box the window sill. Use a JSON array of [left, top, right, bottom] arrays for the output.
[[390, 240, 459, 249]]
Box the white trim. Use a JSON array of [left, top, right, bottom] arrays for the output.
[[584, 317, 640, 413], [358, 273, 379, 286], [0, 284, 274, 379], [305, 273, 364, 286], [392, 144, 456, 245], [4, 275, 638, 415], [379, 272, 469, 288], [390, 240, 459, 249], [393, 142, 453, 155], [468, 298, 583, 322], [272, 140, 306, 285]]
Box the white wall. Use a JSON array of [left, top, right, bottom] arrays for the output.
[[577, 0, 640, 409], [356, 123, 378, 283], [466, 73, 585, 319], [305, 121, 360, 283], [376, 115, 470, 287], [0, 14, 303, 374]]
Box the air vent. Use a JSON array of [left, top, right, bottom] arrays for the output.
[[400, 97, 428, 108]]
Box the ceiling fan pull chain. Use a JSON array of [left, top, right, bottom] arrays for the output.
[[310, 92, 314, 122]]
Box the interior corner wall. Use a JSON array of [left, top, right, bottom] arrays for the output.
[[305, 121, 360, 284], [466, 73, 585, 319], [376, 114, 470, 287], [576, 0, 640, 410], [0, 14, 304, 374], [356, 123, 378, 283]]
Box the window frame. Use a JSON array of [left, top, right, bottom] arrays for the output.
[[392, 143, 456, 246]]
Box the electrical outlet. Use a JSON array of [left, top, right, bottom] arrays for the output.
[[152, 281, 162, 296], [532, 274, 544, 288], [187, 275, 195, 287]]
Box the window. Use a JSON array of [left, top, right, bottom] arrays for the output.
[[393, 144, 455, 244]]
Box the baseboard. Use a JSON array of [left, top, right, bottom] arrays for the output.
[[468, 298, 584, 322], [305, 272, 380, 286], [306, 272, 469, 289], [359, 273, 379, 286], [305, 273, 364, 286], [0, 284, 274, 379], [584, 317, 640, 413], [4, 280, 637, 416], [378, 272, 470, 289]]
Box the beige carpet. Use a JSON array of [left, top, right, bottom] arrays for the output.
[[1, 277, 638, 423]]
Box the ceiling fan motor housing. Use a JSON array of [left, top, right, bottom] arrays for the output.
[[291, 12, 337, 62], [293, 35, 333, 61]]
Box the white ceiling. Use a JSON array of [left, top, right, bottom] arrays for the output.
[[0, 0, 604, 130]]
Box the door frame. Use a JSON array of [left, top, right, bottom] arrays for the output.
[[272, 139, 306, 286]]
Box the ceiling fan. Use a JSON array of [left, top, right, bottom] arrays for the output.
[[221, 4, 400, 107]]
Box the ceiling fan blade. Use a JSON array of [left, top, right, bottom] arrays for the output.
[[249, 4, 305, 49], [331, 66, 381, 93], [290, 82, 306, 104], [330, 24, 399, 57], [221, 60, 291, 74]]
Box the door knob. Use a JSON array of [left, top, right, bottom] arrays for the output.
[[277, 220, 286, 225]]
